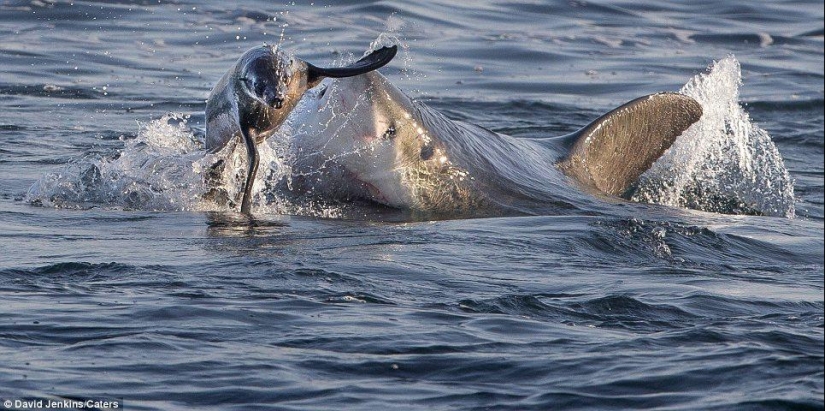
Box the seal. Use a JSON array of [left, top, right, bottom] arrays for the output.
[[205, 44, 398, 213], [206, 44, 702, 216]]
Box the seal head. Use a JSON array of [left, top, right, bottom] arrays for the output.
[[205, 44, 398, 214]]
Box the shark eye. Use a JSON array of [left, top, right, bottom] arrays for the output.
[[382, 125, 397, 140], [420, 144, 434, 160]]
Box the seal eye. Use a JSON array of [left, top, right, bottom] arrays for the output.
[[242, 77, 260, 96], [243, 76, 284, 108], [254, 80, 266, 98]]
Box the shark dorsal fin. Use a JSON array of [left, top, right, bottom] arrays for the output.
[[558, 92, 702, 198]]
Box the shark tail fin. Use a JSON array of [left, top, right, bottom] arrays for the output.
[[558, 92, 702, 198]]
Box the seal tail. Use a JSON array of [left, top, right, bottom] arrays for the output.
[[557, 92, 702, 198]]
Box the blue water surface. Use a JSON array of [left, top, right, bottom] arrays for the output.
[[0, 1, 823, 410]]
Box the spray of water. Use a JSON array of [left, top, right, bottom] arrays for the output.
[[24, 113, 299, 214], [27, 114, 205, 211], [631, 56, 795, 218]]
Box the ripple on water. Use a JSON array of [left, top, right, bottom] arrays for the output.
[[0, 0, 821, 410]]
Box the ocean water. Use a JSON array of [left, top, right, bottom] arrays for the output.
[[1, 1, 823, 410]]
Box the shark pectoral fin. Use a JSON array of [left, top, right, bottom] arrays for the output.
[[558, 92, 702, 198]]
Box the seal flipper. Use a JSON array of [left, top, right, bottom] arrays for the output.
[[557, 92, 702, 198], [306, 46, 398, 86], [240, 128, 260, 214]]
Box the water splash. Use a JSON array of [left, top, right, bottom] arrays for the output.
[[27, 114, 205, 211], [25, 113, 343, 217], [632, 56, 795, 218], [26, 114, 248, 212]]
